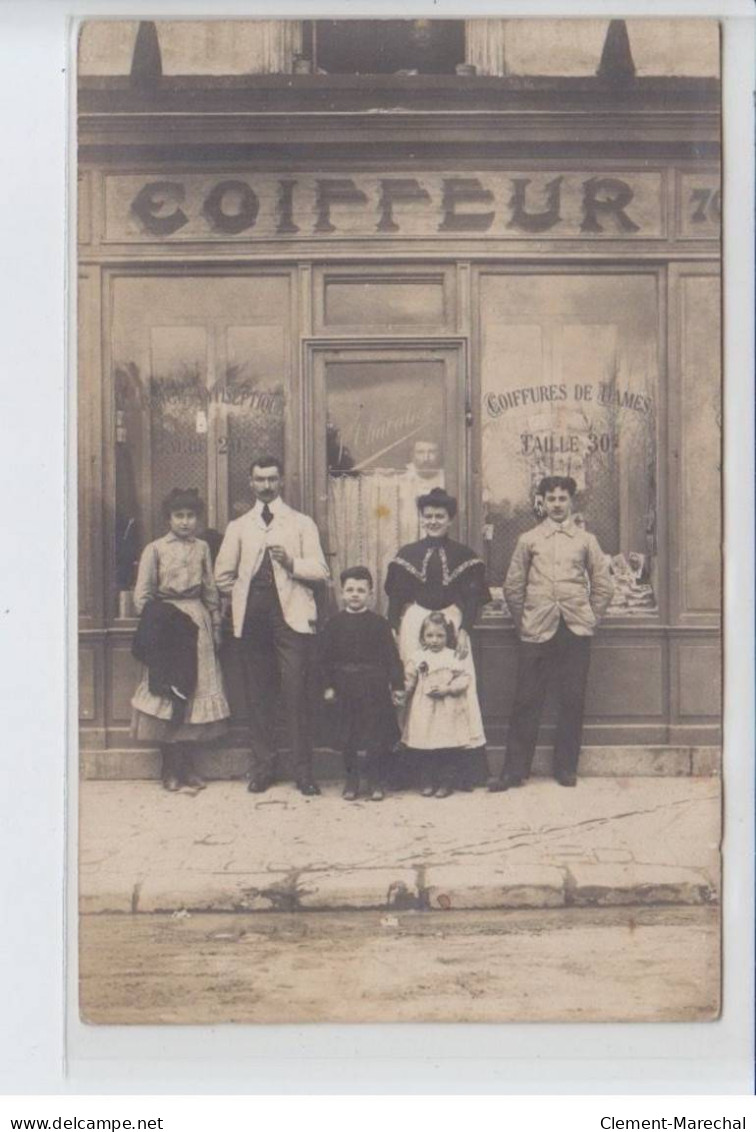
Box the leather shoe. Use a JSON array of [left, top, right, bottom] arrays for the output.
[[297, 780, 321, 797], [162, 775, 181, 793], [342, 774, 359, 801], [420, 784, 436, 797], [369, 787, 385, 802], [435, 785, 454, 799], [247, 776, 271, 794], [487, 773, 524, 792], [184, 774, 206, 790], [555, 772, 577, 787]]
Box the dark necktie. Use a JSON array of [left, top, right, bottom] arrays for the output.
[[262, 503, 273, 527]]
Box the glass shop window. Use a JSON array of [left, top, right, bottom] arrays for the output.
[[309, 20, 465, 75], [479, 272, 659, 618], [111, 275, 290, 619]]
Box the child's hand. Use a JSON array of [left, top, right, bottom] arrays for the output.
[[323, 687, 336, 702], [391, 690, 406, 707], [454, 628, 470, 659]]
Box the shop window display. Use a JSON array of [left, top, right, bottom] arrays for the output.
[[111, 275, 289, 619], [480, 272, 659, 617]]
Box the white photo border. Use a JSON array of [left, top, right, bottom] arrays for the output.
[[1, 0, 751, 1096]]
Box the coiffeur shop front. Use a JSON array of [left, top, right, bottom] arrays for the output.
[[77, 26, 722, 778]]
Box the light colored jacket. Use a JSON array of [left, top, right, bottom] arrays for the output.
[[214, 498, 329, 637], [504, 517, 614, 643]]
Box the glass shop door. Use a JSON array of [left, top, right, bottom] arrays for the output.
[[308, 343, 467, 614]]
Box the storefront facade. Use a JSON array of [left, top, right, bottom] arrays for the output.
[[78, 23, 721, 771]]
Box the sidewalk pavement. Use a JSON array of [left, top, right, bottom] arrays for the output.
[[79, 777, 720, 916]]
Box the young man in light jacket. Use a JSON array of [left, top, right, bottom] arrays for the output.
[[489, 476, 614, 792], [215, 456, 330, 795]]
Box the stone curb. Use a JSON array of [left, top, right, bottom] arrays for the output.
[[80, 861, 718, 915], [564, 863, 718, 908], [423, 864, 565, 911]]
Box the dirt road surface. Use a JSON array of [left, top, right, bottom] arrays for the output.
[[79, 905, 718, 1025]]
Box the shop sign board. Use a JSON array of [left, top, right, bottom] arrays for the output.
[[102, 170, 682, 242]]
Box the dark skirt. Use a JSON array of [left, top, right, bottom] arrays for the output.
[[325, 664, 400, 754]]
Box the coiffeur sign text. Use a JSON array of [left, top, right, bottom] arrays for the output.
[[100, 170, 697, 242]]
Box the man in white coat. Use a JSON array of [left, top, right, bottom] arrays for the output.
[[215, 456, 330, 795]]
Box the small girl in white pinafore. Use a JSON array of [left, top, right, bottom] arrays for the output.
[[402, 611, 486, 798], [131, 488, 230, 791]]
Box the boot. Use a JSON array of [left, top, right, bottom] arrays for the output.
[[182, 747, 207, 790], [342, 772, 360, 801], [161, 745, 181, 792]]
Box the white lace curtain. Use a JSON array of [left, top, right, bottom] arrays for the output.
[[328, 473, 429, 614]]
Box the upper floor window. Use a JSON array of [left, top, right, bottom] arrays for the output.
[[308, 20, 465, 75]]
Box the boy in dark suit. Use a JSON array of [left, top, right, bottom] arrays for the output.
[[320, 566, 404, 801]]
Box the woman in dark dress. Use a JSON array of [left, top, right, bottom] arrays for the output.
[[385, 487, 491, 788], [385, 487, 491, 664]]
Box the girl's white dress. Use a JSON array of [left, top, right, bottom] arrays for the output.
[[402, 646, 486, 752]]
